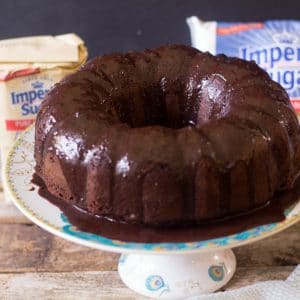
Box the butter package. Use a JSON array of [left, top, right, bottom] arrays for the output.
[[0, 34, 87, 196], [187, 17, 300, 115]]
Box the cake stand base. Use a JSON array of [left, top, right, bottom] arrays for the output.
[[118, 249, 236, 299]]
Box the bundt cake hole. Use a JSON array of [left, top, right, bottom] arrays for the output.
[[111, 73, 229, 129], [112, 90, 196, 129]]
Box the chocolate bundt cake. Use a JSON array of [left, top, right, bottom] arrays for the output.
[[34, 45, 300, 226]]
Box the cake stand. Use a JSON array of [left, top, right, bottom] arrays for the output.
[[4, 125, 300, 299]]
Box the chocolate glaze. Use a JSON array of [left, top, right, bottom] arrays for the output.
[[33, 173, 300, 243], [34, 45, 300, 227]]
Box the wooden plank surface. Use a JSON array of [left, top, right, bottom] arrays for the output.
[[0, 191, 29, 224], [1, 222, 299, 273], [0, 223, 119, 273], [0, 191, 299, 299], [0, 271, 144, 300], [0, 266, 295, 300]]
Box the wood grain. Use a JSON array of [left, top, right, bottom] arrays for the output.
[[0, 224, 118, 273], [0, 222, 299, 273], [234, 222, 300, 267], [0, 267, 295, 300], [0, 192, 29, 224], [224, 266, 294, 290], [0, 271, 144, 300]]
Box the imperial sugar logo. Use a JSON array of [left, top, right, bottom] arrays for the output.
[[11, 81, 50, 116], [240, 32, 300, 92]]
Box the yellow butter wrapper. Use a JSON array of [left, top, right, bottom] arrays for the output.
[[0, 33, 88, 196]]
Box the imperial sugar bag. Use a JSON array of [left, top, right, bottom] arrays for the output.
[[0, 34, 87, 199], [186, 17, 300, 116]]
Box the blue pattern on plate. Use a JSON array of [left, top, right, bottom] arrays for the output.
[[145, 275, 170, 296], [60, 213, 278, 251], [208, 264, 225, 281]]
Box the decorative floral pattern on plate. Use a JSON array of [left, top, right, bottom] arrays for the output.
[[145, 275, 170, 296], [208, 263, 226, 282]]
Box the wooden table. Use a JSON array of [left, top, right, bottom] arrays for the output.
[[0, 191, 299, 300]]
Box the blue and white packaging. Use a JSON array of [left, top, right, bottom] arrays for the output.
[[187, 17, 300, 115]]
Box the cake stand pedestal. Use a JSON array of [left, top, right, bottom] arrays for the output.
[[4, 125, 300, 299], [118, 250, 236, 299]]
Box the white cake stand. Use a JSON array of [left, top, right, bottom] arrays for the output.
[[4, 126, 300, 299]]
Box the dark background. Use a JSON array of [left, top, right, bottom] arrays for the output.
[[0, 0, 299, 58]]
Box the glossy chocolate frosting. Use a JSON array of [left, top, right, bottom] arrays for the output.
[[34, 45, 300, 227]]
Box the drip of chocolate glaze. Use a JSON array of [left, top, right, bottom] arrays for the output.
[[32, 173, 300, 243]]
